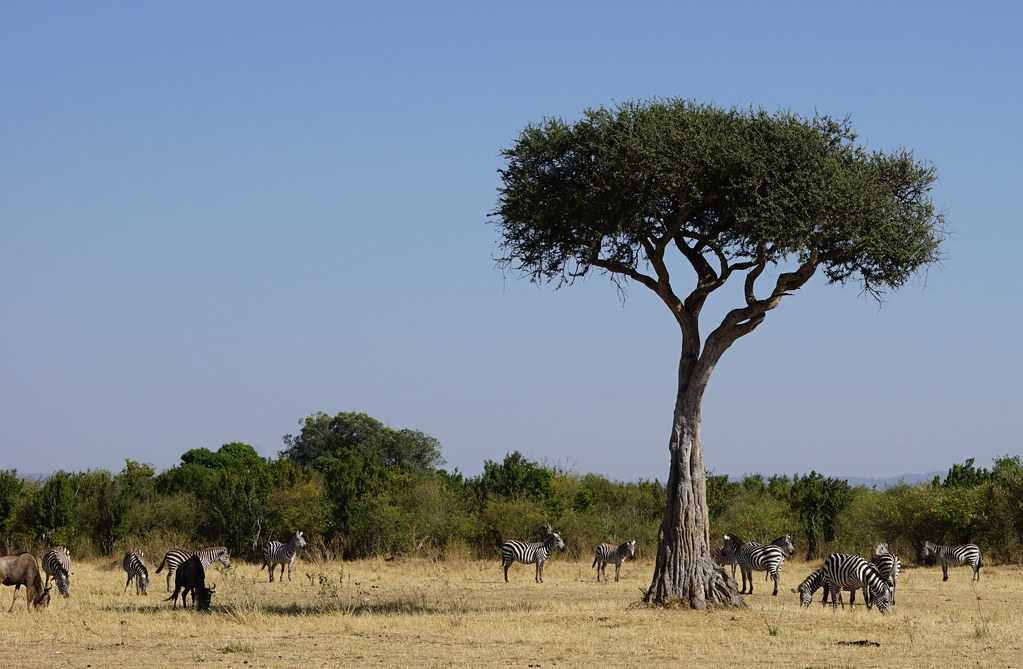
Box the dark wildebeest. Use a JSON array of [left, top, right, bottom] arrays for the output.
[[0, 552, 52, 612], [165, 554, 215, 611]]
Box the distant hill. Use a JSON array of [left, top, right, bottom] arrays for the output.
[[844, 471, 943, 488]]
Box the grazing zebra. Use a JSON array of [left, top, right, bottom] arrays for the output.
[[871, 542, 900, 604], [592, 540, 636, 582], [42, 546, 72, 598], [802, 553, 892, 614], [261, 531, 307, 582], [122, 549, 149, 596], [501, 532, 565, 583], [715, 534, 794, 581], [722, 533, 786, 596], [799, 565, 868, 609], [155, 547, 230, 591], [919, 541, 982, 581]]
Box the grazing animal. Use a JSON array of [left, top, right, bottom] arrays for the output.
[[592, 540, 636, 582], [155, 547, 230, 591], [501, 532, 566, 583], [165, 554, 215, 610], [870, 542, 900, 604], [919, 541, 981, 581], [715, 534, 794, 581], [722, 533, 786, 596], [122, 549, 149, 595], [42, 546, 72, 598], [802, 553, 892, 614], [261, 531, 307, 582], [799, 565, 867, 609], [0, 552, 51, 612]]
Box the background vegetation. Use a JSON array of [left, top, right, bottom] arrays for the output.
[[3, 410, 1021, 565]]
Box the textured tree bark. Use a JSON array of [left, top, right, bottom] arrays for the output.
[[644, 384, 742, 607]]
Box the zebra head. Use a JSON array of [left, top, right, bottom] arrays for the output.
[[624, 540, 636, 558], [292, 531, 307, 549], [872, 541, 891, 556], [919, 541, 936, 561], [873, 586, 893, 615], [776, 535, 796, 556], [798, 583, 814, 608], [216, 548, 231, 568], [549, 532, 565, 552]]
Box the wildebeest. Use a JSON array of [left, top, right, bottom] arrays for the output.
[[0, 552, 52, 612], [165, 554, 215, 610]]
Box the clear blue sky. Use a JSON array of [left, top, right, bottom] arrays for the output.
[[3, 2, 1020, 483]]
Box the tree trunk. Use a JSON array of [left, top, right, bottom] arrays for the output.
[[644, 384, 742, 608]]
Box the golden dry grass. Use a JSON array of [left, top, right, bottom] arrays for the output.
[[2, 553, 1021, 668]]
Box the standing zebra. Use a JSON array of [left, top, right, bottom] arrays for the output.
[[592, 540, 636, 582], [919, 541, 981, 581], [501, 532, 565, 583], [870, 542, 900, 604], [122, 549, 149, 596], [155, 547, 230, 591], [42, 546, 72, 598], [261, 531, 306, 582], [801, 553, 892, 614], [722, 533, 787, 596], [715, 534, 794, 581]]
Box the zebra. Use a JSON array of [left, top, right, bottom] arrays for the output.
[[715, 534, 794, 581], [802, 553, 892, 614], [501, 532, 565, 583], [722, 533, 786, 596], [155, 547, 230, 591], [799, 564, 870, 609], [42, 546, 72, 598], [261, 531, 307, 582], [122, 548, 149, 596], [592, 540, 636, 582], [919, 541, 981, 581], [871, 542, 900, 604]]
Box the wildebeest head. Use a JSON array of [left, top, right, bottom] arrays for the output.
[[196, 583, 215, 611]]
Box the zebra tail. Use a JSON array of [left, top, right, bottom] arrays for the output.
[[592, 555, 598, 568], [155, 559, 166, 574]]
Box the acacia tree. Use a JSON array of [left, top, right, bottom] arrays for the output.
[[490, 99, 945, 607]]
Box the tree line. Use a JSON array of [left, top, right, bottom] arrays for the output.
[[2, 411, 1020, 565]]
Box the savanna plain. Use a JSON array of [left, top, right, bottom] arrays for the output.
[[3, 553, 1021, 669]]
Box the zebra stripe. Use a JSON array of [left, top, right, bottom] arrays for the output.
[[122, 549, 149, 596], [592, 540, 636, 582], [261, 531, 307, 582], [502, 532, 565, 583], [919, 541, 981, 581], [870, 542, 900, 605], [42, 546, 72, 598], [806, 553, 892, 614], [723, 533, 786, 596], [155, 547, 230, 591]]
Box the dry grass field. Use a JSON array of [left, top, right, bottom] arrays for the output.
[[2, 552, 1021, 668]]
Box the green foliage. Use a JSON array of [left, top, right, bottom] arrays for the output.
[[789, 471, 853, 558], [475, 451, 564, 517], [281, 411, 444, 476]]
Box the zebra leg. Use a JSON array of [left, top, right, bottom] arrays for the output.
[[829, 587, 840, 612], [941, 561, 949, 581], [503, 560, 511, 583], [974, 562, 981, 581], [771, 569, 779, 596], [287, 560, 292, 582], [535, 560, 543, 583], [614, 561, 621, 582]]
